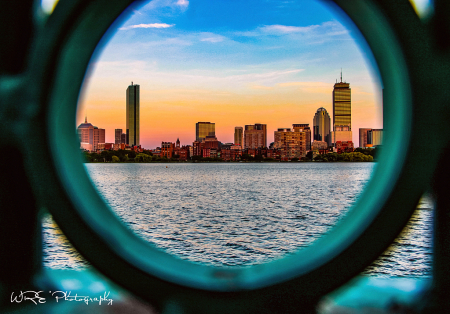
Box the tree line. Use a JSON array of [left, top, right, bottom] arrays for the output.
[[83, 147, 376, 163]]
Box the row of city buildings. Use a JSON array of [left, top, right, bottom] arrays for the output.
[[78, 74, 383, 161]]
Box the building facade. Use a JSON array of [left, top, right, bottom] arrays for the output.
[[77, 118, 105, 151], [244, 123, 267, 149], [196, 122, 215, 142], [293, 124, 311, 151], [332, 76, 351, 132], [126, 82, 140, 146], [359, 128, 372, 148], [274, 126, 307, 161], [368, 129, 383, 146], [312, 141, 328, 151], [313, 107, 331, 147], [203, 135, 219, 150], [161, 142, 174, 159], [115, 129, 123, 144], [234, 127, 243, 148], [335, 141, 354, 154], [331, 126, 352, 144]]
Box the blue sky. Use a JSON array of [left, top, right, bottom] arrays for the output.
[[78, 0, 384, 148]]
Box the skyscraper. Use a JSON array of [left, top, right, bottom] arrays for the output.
[[196, 122, 215, 142], [359, 128, 371, 148], [234, 127, 243, 148], [115, 129, 122, 144], [244, 123, 267, 149], [126, 82, 140, 146], [332, 72, 351, 146], [313, 107, 331, 147], [333, 72, 351, 131]]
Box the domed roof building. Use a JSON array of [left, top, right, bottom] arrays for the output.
[[77, 117, 94, 129], [77, 117, 104, 151]]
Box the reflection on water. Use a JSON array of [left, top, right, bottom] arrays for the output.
[[42, 215, 90, 269], [42, 163, 432, 277], [363, 195, 433, 277]]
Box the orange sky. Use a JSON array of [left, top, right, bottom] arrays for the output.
[[77, 77, 382, 148]]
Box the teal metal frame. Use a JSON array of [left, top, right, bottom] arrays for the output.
[[1, 0, 449, 313]]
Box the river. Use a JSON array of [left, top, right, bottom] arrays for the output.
[[43, 162, 433, 277]]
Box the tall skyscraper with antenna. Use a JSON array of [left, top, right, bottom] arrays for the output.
[[126, 82, 140, 146], [332, 70, 352, 146], [332, 70, 351, 132]]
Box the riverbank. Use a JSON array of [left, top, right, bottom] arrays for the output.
[[83, 151, 374, 163]]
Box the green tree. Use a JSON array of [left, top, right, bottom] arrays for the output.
[[135, 153, 152, 162], [111, 155, 120, 163], [127, 150, 137, 159], [91, 153, 101, 162], [241, 154, 254, 161], [83, 151, 93, 162], [100, 150, 114, 162], [326, 153, 337, 162], [254, 155, 264, 162]]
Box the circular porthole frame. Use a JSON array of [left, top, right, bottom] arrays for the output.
[[26, 0, 439, 312]]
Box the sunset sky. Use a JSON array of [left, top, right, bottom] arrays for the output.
[[76, 0, 386, 149]]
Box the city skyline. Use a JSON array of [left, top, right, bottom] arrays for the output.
[[77, 0, 383, 148]]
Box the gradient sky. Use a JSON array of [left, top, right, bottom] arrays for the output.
[[77, 0, 385, 149]]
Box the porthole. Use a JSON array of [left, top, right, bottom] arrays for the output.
[[29, 0, 435, 312]]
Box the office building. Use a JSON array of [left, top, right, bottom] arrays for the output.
[[196, 122, 215, 142], [368, 129, 383, 146], [115, 129, 123, 144], [203, 135, 219, 150], [77, 117, 105, 151], [234, 127, 243, 148], [312, 141, 328, 151], [161, 142, 174, 159], [333, 72, 351, 131], [313, 107, 331, 147], [293, 124, 311, 151], [359, 128, 383, 147], [331, 126, 352, 143], [244, 123, 267, 149], [93, 127, 105, 151], [274, 126, 307, 160], [333, 72, 352, 146], [359, 128, 372, 148], [126, 82, 140, 146]]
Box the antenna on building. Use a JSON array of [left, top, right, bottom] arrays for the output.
[[131, 81, 133, 86], [85, 115, 87, 123], [340, 68, 342, 83]]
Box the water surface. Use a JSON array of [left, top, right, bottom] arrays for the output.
[[43, 163, 432, 277]]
